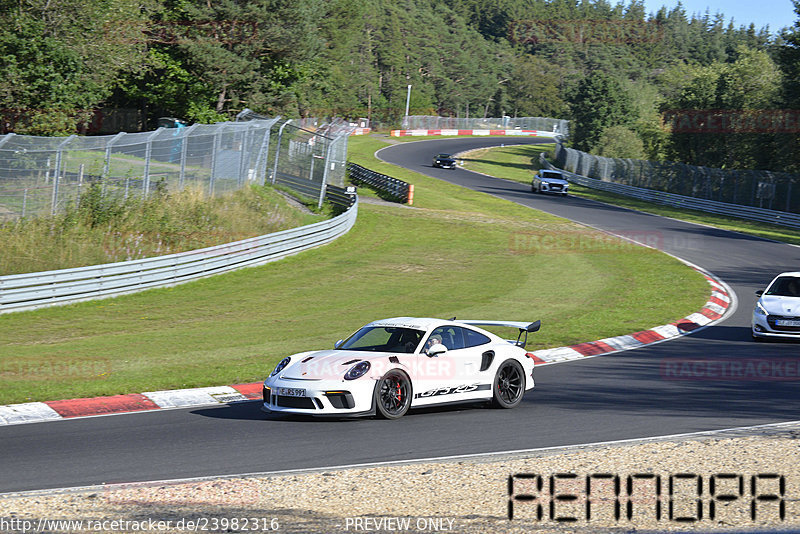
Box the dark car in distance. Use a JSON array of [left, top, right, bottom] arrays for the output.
[[433, 153, 457, 169]]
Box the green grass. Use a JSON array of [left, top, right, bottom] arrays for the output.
[[460, 143, 800, 246], [0, 136, 710, 404], [458, 143, 551, 181]]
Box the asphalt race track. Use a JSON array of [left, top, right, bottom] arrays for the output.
[[2, 137, 799, 494]]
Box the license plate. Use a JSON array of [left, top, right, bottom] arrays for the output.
[[776, 319, 800, 327], [277, 387, 306, 397]]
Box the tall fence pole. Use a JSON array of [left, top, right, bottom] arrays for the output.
[[51, 135, 75, 216], [318, 139, 335, 208], [103, 132, 126, 181], [179, 124, 199, 190], [143, 128, 163, 198], [238, 124, 251, 187], [253, 122, 274, 186], [271, 119, 292, 185], [0, 133, 15, 148], [208, 128, 222, 197]]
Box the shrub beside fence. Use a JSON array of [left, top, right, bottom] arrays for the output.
[[0, 196, 358, 314], [347, 162, 412, 204]]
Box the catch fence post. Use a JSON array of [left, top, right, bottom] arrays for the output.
[[51, 135, 75, 216], [271, 119, 292, 185], [179, 124, 199, 190], [143, 128, 164, 198]]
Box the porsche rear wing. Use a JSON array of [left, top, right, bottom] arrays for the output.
[[457, 320, 541, 348]]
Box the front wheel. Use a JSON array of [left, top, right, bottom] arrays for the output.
[[374, 370, 412, 419], [492, 360, 525, 409]]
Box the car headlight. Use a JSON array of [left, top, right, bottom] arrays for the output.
[[344, 361, 371, 380], [754, 302, 768, 316], [270, 357, 291, 377]]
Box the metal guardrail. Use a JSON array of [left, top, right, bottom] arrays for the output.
[[347, 162, 411, 203], [0, 198, 358, 314], [541, 154, 800, 229]]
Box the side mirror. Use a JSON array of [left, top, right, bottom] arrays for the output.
[[755, 290, 764, 297], [334, 339, 344, 349], [427, 344, 448, 357]]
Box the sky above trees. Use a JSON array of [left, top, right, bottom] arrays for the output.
[[642, 0, 796, 33]]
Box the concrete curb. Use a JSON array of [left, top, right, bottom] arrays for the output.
[[529, 265, 731, 365], [0, 270, 730, 426]]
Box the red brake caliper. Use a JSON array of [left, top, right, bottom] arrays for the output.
[[396, 382, 402, 403]]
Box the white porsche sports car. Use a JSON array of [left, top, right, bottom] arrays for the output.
[[262, 317, 541, 419]]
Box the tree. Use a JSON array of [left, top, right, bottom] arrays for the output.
[[664, 46, 782, 169], [120, 0, 325, 124], [570, 72, 636, 152], [0, 0, 152, 134], [594, 125, 645, 159], [775, 1, 800, 172], [505, 55, 567, 118]]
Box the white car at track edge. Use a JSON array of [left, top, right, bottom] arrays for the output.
[[752, 271, 800, 341], [262, 317, 541, 419]]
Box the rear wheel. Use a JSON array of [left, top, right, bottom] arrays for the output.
[[492, 360, 525, 409], [374, 370, 412, 419]]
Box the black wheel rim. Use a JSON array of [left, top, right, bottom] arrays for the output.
[[380, 375, 409, 415], [497, 364, 522, 404]]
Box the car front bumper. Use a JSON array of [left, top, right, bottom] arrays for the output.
[[262, 377, 378, 416], [752, 311, 800, 340], [540, 182, 568, 194]]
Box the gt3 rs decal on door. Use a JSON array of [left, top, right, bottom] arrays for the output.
[[415, 384, 491, 398]]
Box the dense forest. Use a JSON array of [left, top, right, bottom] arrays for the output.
[[1, 0, 799, 173]]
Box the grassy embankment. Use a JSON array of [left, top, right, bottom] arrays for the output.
[[0, 136, 709, 404], [0, 184, 324, 275]]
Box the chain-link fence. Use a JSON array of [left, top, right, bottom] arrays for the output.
[[0, 118, 279, 221], [402, 115, 569, 137], [0, 112, 357, 221], [237, 111, 354, 206], [554, 144, 800, 214]]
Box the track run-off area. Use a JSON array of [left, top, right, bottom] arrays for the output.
[[1, 136, 799, 495]]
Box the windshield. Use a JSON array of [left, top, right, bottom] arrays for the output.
[[765, 276, 800, 297], [542, 171, 564, 179], [436, 154, 452, 159], [339, 326, 424, 353]]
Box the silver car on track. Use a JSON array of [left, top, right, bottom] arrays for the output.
[[531, 169, 569, 196]]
